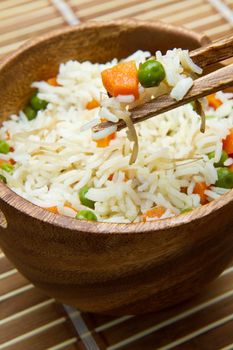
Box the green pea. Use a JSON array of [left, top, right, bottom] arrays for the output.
[[0, 174, 7, 184], [23, 106, 37, 121], [0, 140, 10, 154], [138, 59, 165, 88], [215, 167, 233, 189], [1, 163, 13, 173], [30, 93, 48, 111], [76, 210, 97, 221], [180, 207, 192, 214], [79, 186, 95, 209], [208, 150, 228, 167]]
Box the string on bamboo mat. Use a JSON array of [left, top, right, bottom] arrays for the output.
[[208, 0, 233, 25], [51, 0, 80, 26]]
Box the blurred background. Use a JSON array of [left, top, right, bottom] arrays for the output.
[[0, 0, 233, 60], [0, 1, 233, 350]]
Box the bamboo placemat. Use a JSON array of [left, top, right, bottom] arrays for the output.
[[0, 0, 233, 349], [0, 0, 233, 59], [1, 254, 233, 350]]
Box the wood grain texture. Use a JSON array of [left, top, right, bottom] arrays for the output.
[[174, 320, 233, 350], [3, 321, 79, 350], [0, 255, 14, 274], [104, 298, 233, 349], [86, 269, 233, 328], [0, 273, 29, 296], [0, 0, 232, 58], [1, 287, 49, 319], [0, 20, 232, 316], [190, 34, 233, 67], [0, 302, 64, 343], [1, 257, 233, 350]]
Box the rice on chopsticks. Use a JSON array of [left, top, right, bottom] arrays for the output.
[[92, 48, 204, 164]]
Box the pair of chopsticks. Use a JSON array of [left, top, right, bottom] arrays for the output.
[[93, 35, 233, 133]]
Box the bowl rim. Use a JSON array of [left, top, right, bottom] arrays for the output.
[[0, 19, 231, 235], [0, 19, 210, 67]]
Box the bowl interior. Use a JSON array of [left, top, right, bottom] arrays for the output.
[[1, 19, 231, 236], [0, 20, 209, 120]]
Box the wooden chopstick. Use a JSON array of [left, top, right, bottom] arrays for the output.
[[93, 35, 233, 133], [93, 63, 233, 132], [118, 63, 233, 130], [190, 34, 233, 68]]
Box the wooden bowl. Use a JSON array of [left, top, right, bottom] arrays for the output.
[[0, 20, 232, 315]]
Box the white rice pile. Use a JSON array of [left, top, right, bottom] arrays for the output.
[[156, 48, 202, 100], [0, 51, 232, 223]]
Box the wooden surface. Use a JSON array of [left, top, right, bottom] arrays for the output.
[[1, 254, 233, 349], [0, 0, 233, 349]]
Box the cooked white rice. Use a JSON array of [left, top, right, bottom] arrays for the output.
[[0, 51, 232, 223]]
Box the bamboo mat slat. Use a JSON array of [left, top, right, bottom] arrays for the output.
[[0, 0, 33, 11], [0, 0, 233, 349], [0, 0, 233, 58], [0, 256, 14, 274], [0, 273, 29, 296], [1, 259, 233, 349]]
